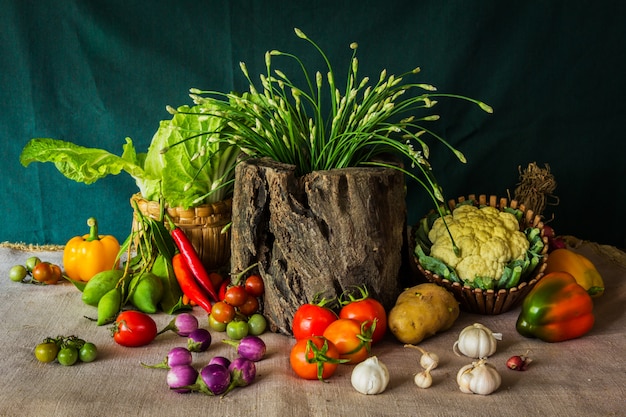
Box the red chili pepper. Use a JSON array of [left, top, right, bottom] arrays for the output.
[[167, 219, 220, 302], [172, 253, 213, 314], [218, 277, 231, 301]]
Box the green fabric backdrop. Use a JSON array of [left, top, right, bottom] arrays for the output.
[[2, 0, 625, 248]]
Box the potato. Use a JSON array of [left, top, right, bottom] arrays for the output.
[[388, 283, 460, 344]]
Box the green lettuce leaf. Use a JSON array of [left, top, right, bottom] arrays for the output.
[[144, 104, 239, 208], [19, 137, 160, 198], [20, 137, 140, 183], [20, 104, 240, 208]]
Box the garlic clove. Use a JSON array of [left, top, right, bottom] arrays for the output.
[[457, 369, 474, 394]]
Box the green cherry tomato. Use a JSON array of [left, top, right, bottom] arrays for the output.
[[208, 313, 227, 332], [247, 313, 268, 336], [226, 320, 249, 340], [57, 347, 79, 366], [9, 265, 28, 282], [34, 342, 59, 363], [78, 342, 98, 363], [25, 256, 41, 273]]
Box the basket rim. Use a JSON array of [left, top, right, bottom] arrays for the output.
[[130, 193, 232, 226]]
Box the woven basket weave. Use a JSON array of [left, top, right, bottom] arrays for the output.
[[130, 193, 232, 271], [413, 194, 549, 315]]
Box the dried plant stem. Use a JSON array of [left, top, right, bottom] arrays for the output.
[[513, 162, 559, 217]]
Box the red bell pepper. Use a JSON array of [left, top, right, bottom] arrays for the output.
[[516, 271, 595, 342]]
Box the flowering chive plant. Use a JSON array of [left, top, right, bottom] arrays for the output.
[[169, 28, 492, 212]]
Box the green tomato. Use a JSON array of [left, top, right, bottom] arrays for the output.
[[57, 347, 79, 366], [9, 265, 28, 282], [34, 342, 59, 363], [78, 342, 98, 363], [25, 256, 41, 273], [226, 320, 249, 340], [208, 313, 227, 332], [247, 313, 268, 336]]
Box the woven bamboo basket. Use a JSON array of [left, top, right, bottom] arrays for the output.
[[412, 194, 549, 315], [130, 193, 232, 271]]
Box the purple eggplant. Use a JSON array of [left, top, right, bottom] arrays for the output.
[[141, 346, 193, 369], [229, 357, 257, 387], [187, 328, 212, 352], [199, 363, 231, 396], [223, 335, 267, 362], [157, 312, 199, 337], [221, 357, 257, 396], [209, 356, 231, 369], [167, 365, 198, 393]]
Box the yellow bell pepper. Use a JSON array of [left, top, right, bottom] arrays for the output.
[[63, 217, 120, 282], [544, 248, 604, 297]]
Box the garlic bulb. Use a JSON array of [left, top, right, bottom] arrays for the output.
[[351, 356, 390, 395], [453, 323, 502, 358], [456, 359, 501, 395], [414, 368, 433, 389]]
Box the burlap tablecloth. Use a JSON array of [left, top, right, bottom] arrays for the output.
[[0, 238, 624, 417]]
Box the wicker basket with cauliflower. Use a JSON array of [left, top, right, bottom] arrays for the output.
[[413, 194, 548, 314]]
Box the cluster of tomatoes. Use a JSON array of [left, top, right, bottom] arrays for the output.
[[34, 335, 98, 366], [207, 273, 268, 340], [9, 256, 62, 285], [289, 286, 387, 381]]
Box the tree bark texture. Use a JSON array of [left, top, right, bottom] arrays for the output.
[[230, 158, 407, 335]]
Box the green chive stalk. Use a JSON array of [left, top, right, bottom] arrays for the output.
[[172, 28, 492, 223]]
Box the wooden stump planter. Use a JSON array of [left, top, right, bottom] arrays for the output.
[[230, 158, 407, 335]]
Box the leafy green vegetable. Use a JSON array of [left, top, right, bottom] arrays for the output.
[[414, 245, 460, 283], [19, 104, 239, 208], [146, 104, 240, 207]]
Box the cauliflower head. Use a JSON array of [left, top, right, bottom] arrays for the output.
[[428, 204, 529, 282]]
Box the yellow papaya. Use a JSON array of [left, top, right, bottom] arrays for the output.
[[544, 248, 604, 297]]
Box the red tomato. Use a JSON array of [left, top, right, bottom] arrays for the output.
[[208, 272, 224, 289], [32, 262, 62, 285], [224, 285, 248, 307], [112, 311, 157, 347], [340, 298, 387, 344], [322, 318, 372, 364], [289, 336, 342, 381], [292, 302, 338, 340], [244, 275, 265, 298], [211, 301, 236, 323], [238, 294, 260, 317]]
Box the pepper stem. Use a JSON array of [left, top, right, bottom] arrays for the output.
[[86, 217, 100, 242]]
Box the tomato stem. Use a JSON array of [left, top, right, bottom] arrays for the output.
[[230, 262, 260, 286], [338, 285, 370, 306], [305, 339, 349, 382]]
